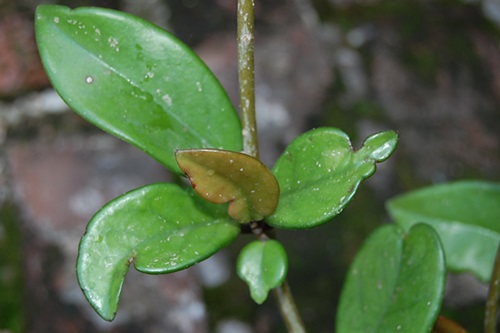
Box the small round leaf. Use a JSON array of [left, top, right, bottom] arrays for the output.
[[237, 240, 288, 304]]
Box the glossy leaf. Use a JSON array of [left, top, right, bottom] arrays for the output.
[[237, 240, 288, 304], [175, 149, 280, 223], [337, 224, 446, 333], [387, 180, 500, 282], [77, 183, 240, 321], [268, 128, 398, 229], [35, 5, 242, 174]]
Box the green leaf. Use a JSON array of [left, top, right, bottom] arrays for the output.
[[175, 149, 280, 223], [236, 240, 288, 304], [35, 5, 242, 174], [268, 128, 398, 229], [387, 180, 500, 282], [76, 183, 240, 321], [337, 224, 446, 333]]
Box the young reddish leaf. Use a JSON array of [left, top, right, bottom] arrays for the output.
[[237, 240, 288, 304], [175, 149, 280, 223]]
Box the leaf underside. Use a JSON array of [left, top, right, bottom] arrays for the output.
[[35, 5, 242, 174], [77, 183, 239, 321], [387, 180, 500, 282], [337, 224, 446, 333], [176, 149, 280, 223]]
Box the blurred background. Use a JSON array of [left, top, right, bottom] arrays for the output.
[[1, 0, 500, 332]]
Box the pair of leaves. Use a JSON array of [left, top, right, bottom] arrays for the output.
[[337, 224, 446, 333], [177, 128, 399, 229], [339, 181, 500, 332], [387, 180, 500, 282]]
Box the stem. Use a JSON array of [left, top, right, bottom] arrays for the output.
[[237, 2, 306, 332], [250, 222, 307, 333], [273, 281, 307, 333], [485, 241, 500, 333], [237, 0, 258, 158]]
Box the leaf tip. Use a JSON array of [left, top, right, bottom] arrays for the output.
[[359, 130, 399, 162]]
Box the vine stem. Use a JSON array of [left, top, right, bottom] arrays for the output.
[[484, 241, 500, 333], [237, 0, 258, 158], [273, 281, 307, 333], [237, 1, 306, 332]]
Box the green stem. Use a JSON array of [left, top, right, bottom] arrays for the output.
[[249, 222, 306, 333], [237, 0, 258, 158], [237, 2, 306, 332], [485, 241, 500, 333], [273, 281, 307, 333]]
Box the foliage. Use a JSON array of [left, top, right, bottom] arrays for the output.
[[387, 181, 500, 283], [76, 184, 240, 320], [35, 4, 500, 333], [337, 224, 445, 333], [269, 128, 397, 229], [35, 5, 242, 174], [237, 240, 288, 304], [0, 204, 25, 333], [176, 149, 280, 223]]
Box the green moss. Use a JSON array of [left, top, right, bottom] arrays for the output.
[[315, 0, 426, 34], [440, 302, 485, 333], [0, 202, 25, 333], [351, 100, 386, 120], [400, 45, 440, 83], [318, 92, 387, 141], [315, 0, 500, 84]]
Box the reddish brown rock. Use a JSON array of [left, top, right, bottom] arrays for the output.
[[0, 13, 50, 97], [8, 134, 208, 333]]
